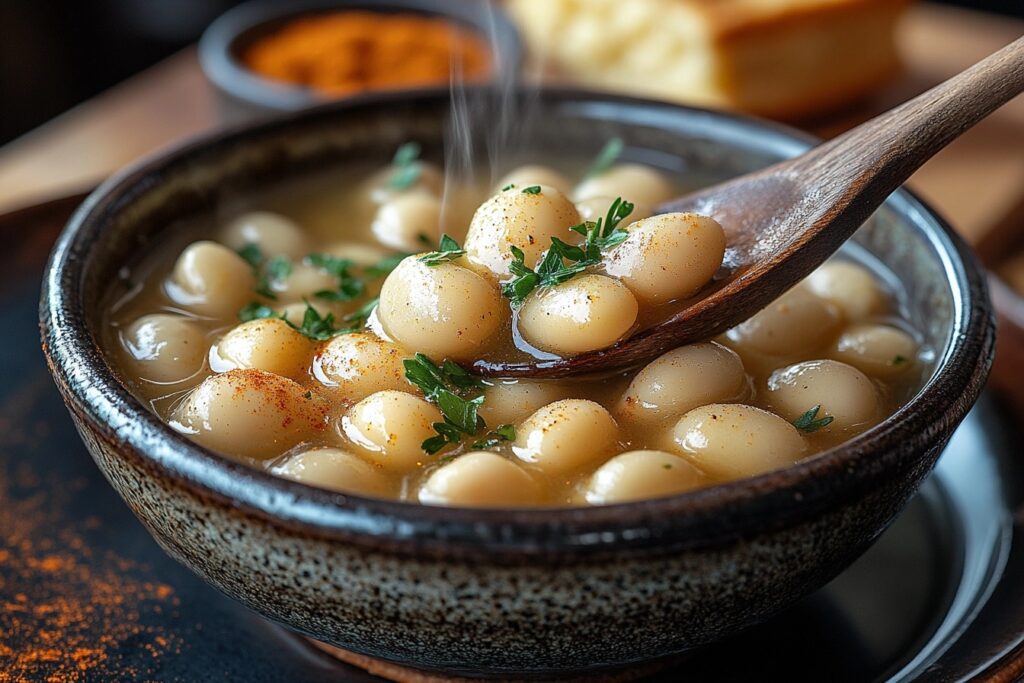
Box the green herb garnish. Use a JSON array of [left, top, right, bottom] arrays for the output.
[[891, 355, 909, 366], [521, 185, 542, 195], [237, 243, 289, 300], [343, 296, 379, 328], [418, 234, 466, 267], [238, 302, 278, 322], [389, 142, 422, 191], [307, 253, 365, 302], [500, 197, 634, 307], [404, 353, 487, 454], [472, 424, 516, 449], [792, 405, 835, 433], [237, 243, 263, 269], [583, 137, 624, 179], [501, 183, 515, 191], [292, 303, 358, 341], [237, 300, 357, 341], [569, 196, 635, 258], [303, 390, 313, 400], [365, 253, 410, 277]]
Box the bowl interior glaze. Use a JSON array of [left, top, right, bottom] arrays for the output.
[[42, 88, 993, 559]]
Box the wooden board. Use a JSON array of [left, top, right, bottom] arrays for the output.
[[0, 3, 1020, 253]]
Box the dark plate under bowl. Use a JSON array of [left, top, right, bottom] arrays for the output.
[[39, 88, 994, 678]]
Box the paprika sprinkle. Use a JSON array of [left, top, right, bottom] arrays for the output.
[[242, 11, 493, 97]]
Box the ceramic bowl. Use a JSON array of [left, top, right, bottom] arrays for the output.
[[40, 89, 994, 679], [198, 0, 523, 121]]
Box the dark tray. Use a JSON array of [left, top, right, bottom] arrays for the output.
[[2, 195, 1023, 682]]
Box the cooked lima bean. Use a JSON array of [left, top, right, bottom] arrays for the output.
[[518, 274, 638, 355], [585, 451, 705, 504], [419, 452, 540, 507], [168, 241, 255, 319], [211, 318, 313, 380], [464, 184, 581, 278], [669, 404, 807, 480], [603, 213, 725, 304], [766, 360, 880, 429], [617, 342, 748, 426], [121, 314, 207, 385], [513, 399, 619, 474], [171, 369, 329, 460], [378, 256, 503, 360], [273, 447, 391, 497], [340, 391, 443, 471]]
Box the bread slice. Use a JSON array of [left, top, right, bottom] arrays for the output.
[[506, 0, 911, 120]]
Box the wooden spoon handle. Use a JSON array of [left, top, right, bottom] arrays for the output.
[[804, 35, 1024, 195]]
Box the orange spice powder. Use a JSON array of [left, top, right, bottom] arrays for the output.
[[243, 11, 493, 97], [0, 445, 180, 681]]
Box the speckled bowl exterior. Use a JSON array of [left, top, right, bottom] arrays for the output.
[[40, 89, 994, 679]]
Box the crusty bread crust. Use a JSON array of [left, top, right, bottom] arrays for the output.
[[508, 0, 912, 120]]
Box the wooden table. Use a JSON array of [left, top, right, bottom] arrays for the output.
[[0, 3, 1021, 254]]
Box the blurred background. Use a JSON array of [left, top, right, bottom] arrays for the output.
[[0, 0, 1021, 145]]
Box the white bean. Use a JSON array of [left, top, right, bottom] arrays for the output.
[[340, 390, 442, 472], [513, 399, 619, 474], [804, 261, 886, 321], [378, 256, 503, 361], [371, 193, 442, 252], [668, 404, 807, 480], [419, 452, 540, 507], [313, 332, 411, 401], [617, 342, 748, 426], [169, 241, 255, 318], [832, 324, 918, 377], [211, 318, 312, 380], [726, 287, 841, 356], [121, 314, 207, 384], [518, 274, 638, 355], [585, 450, 705, 504], [273, 448, 391, 497], [171, 369, 329, 460], [766, 360, 880, 430], [603, 212, 725, 304], [574, 164, 674, 207], [464, 184, 581, 278], [219, 211, 309, 259], [478, 380, 570, 426]]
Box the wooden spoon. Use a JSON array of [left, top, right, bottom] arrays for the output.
[[472, 36, 1024, 379]]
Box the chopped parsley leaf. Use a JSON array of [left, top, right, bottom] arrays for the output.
[[418, 234, 466, 267], [403, 353, 488, 454], [583, 137, 624, 179], [307, 253, 364, 302], [472, 424, 516, 449], [500, 197, 634, 306], [792, 405, 835, 433], [389, 142, 422, 190]]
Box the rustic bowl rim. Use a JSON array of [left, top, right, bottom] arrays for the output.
[[40, 87, 995, 557], [197, 0, 524, 112]]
